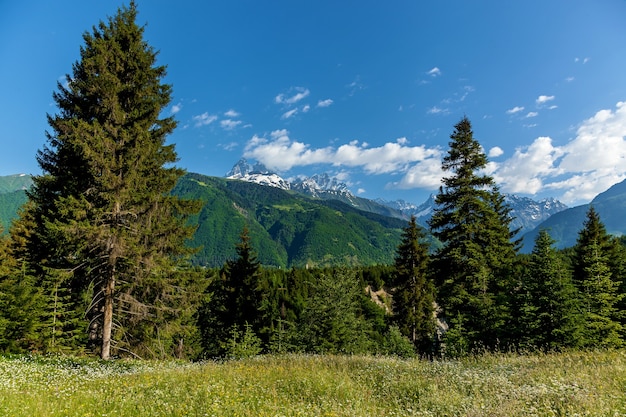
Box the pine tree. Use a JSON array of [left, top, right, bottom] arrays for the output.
[[26, 2, 200, 359], [297, 269, 371, 354], [198, 226, 263, 356], [429, 117, 518, 353], [572, 207, 624, 348], [392, 216, 435, 356], [516, 229, 581, 350]]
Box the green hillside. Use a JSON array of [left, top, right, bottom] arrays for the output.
[[0, 190, 28, 233], [0, 174, 33, 194], [173, 173, 408, 268], [0, 172, 418, 266]]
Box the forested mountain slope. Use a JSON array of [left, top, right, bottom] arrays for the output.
[[173, 173, 412, 268]]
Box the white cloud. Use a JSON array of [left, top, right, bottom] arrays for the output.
[[526, 111, 539, 118], [427, 106, 448, 115], [566, 76, 575, 82], [243, 131, 442, 177], [220, 119, 242, 130], [275, 87, 310, 105], [536, 95, 555, 105], [427, 67, 441, 77], [281, 108, 298, 119], [302, 104, 310, 113], [488, 146, 504, 158], [492, 136, 563, 194], [171, 102, 182, 115], [192, 112, 218, 127], [506, 106, 524, 114], [317, 99, 334, 108], [493, 101, 626, 204], [391, 157, 445, 189], [357, 188, 366, 194], [224, 109, 240, 118]]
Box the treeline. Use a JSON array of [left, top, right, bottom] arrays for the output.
[[0, 3, 624, 360]]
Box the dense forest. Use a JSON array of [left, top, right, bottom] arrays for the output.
[[1, 3, 625, 360]]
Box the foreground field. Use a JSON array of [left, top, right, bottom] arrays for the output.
[[1, 351, 625, 416]]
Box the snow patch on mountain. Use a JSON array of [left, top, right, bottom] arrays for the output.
[[226, 159, 355, 199]]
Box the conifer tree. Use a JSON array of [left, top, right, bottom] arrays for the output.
[[429, 117, 518, 353], [26, 2, 199, 359], [198, 226, 263, 356], [392, 216, 435, 356], [572, 207, 624, 348], [516, 229, 581, 350]]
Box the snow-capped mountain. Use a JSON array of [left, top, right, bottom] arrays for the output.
[[226, 159, 290, 190], [506, 195, 568, 235], [378, 193, 567, 235], [291, 173, 352, 198], [226, 159, 354, 199], [226, 159, 567, 235]]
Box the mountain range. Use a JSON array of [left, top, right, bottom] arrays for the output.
[[225, 159, 568, 236], [1, 162, 624, 265]]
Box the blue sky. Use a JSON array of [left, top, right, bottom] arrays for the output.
[[1, 1, 625, 206]]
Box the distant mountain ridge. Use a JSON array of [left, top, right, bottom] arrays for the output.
[[0, 174, 32, 233], [521, 178, 626, 251], [224, 159, 568, 235]]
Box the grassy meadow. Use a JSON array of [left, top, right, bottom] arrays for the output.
[[1, 351, 625, 416]]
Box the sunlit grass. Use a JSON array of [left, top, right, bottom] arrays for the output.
[[1, 351, 625, 416]]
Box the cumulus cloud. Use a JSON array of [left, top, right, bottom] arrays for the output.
[[506, 106, 524, 114], [493, 101, 626, 204], [489, 146, 504, 158], [243, 131, 442, 179], [224, 109, 240, 118], [275, 87, 310, 105], [192, 112, 218, 127], [240, 102, 626, 206], [526, 111, 539, 118], [317, 99, 334, 108]]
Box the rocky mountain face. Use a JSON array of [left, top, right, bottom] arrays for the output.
[[226, 158, 354, 200]]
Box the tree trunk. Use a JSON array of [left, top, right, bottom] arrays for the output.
[[101, 271, 115, 360]]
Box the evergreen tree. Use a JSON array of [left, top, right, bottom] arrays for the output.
[[429, 117, 518, 353], [25, 2, 200, 359], [572, 207, 624, 348], [392, 216, 435, 356], [0, 224, 45, 352], [198, 226, 263, 356], [515, 229, 581, 350], [297, 269, 372, 354]]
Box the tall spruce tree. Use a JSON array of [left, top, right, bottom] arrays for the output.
[[26, 2, 199, 359], [516, 229, 581, 350], [392, 216, 435, 356], [197, 226, 263, 356], [429, 117, 518, 353], [572, 207, 624, 348]]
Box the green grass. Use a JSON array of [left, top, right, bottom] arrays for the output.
[[1, 351, 625, 416]]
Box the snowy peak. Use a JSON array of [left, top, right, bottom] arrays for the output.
[[225, 159, 354, 198], [292, 173, 351, 197], [226, 158, 272, 178], [376, 193, 567, 235]]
